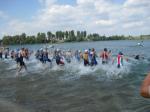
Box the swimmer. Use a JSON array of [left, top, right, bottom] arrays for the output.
[[140, 73, 150, 98], [134, 54, 144, 60], [55, 49, 64, 65], [100, 48, 109, 64], [18, 53, 27, 72], [65, 49, 72, 63], [0, 50, 3, 59], [90, 48, 97, 66], [117, 52, 124, 68], [83, 50, 89, 66]]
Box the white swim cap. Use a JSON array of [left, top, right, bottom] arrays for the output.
[[56, 48, 59, 51], [85, 49, 88, 52]]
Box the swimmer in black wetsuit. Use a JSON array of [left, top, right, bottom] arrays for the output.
[[18, 53, 27, 72], [0, 50, 3, 59]]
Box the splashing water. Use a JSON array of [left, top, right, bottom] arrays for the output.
[[1, 41, 150, 112], [3, 51, 135, 81]]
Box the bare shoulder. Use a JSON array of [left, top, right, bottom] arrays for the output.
[[140, 73, 150, 98]]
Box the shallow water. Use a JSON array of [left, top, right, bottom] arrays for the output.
[[0, 40, 150, 112]]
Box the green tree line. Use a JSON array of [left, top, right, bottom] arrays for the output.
[[1, 30, 150, 45]]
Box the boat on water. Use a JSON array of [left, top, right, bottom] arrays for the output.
[[137, 41, 144, 47], [43, 45, 54, 49]]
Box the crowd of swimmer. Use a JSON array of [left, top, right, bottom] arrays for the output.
[[0, 47, 131, 72], [0, 48, 30, 72]]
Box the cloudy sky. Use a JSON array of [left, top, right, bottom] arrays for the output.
[[0, 0, 150, 38]]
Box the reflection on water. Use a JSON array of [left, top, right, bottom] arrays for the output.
[[0, 40, 150, 112]]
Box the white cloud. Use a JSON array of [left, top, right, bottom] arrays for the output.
[[38, 0, 57, 7], [0, 10, 8, 19], [95, 20, 114, 26], [123, 21, 144, 28], [0, 0, 150, 37], [124, 0, 150, 7]]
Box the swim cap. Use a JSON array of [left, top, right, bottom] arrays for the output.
[[119, 51, 123, 55], [85, 49, 88, 52], [56, 48, 59, 51], [17, 48, 19, 51], [92, 48, 95, 51], [104, 48, 107, 51]]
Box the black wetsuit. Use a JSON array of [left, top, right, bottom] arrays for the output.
[[135, 55, 140, 60], [0, 52, 2, 59], [56, 55, 61, 65], [5, 52, 8, 59], [19, 55, 25, 66], [91, 54, 97, 66]]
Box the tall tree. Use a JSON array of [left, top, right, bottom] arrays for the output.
[[47, 31, 53, 42]]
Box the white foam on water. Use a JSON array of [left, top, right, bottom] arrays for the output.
[[59, 62, 93, 80], [7, 63, 18, 70], [1, 58, 13, 64], [50, 63, 65, 71], [4, 54, 133, 80], [59, 58, 132, 81]]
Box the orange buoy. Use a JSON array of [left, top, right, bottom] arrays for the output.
[[140, 73, 150, 98]]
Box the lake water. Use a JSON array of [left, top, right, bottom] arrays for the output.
[[0, 40, 150, 112]]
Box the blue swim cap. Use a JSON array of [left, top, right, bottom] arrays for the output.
[[17, 48, 19, 51]]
